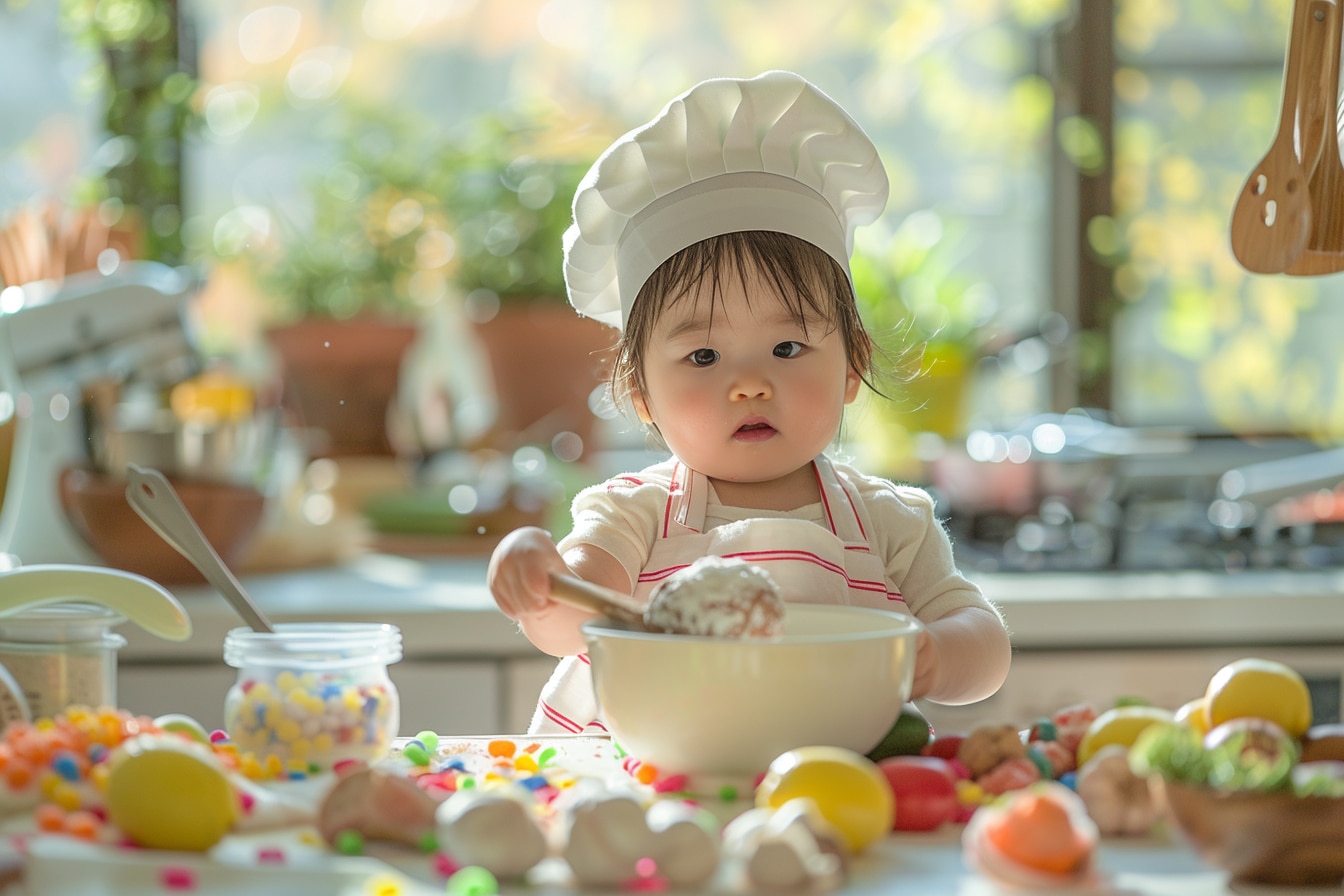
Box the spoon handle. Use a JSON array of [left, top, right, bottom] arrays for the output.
[[547, 572, 648, 629], [124, 464, 274, 633]]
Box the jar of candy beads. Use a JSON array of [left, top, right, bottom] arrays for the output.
[[223, 622, 402, 771]]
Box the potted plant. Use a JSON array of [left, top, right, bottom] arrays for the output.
[[849, 210, 992, 476], [436, 113, 615, 461], [223, 107, 451, 457]]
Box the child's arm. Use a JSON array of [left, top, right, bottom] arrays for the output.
[[487, 526, 634, 658], [911, 604, 1012, 704]]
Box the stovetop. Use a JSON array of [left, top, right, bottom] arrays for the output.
[[939, 435, 1344, 574]]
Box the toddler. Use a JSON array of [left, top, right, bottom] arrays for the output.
[[488, 71, 1011, 734]]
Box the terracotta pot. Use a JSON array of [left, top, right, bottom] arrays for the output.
[[471, 304, 615, 459], [265, 318, 419, 458]]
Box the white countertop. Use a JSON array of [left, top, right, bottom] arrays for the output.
[[118, 555, 1344, 662], [12, 825, 1289, 895]]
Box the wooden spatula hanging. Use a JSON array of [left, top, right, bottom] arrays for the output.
[[1229, 0, 1318, 273], [1286, 0, 1344, 274]]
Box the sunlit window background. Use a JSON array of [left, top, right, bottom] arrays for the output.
[[1, 0, 1338, 456]]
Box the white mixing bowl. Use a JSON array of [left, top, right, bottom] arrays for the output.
[[581, 604, 921, 779]]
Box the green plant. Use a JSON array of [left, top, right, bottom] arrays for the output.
[[850, 209, 993, 442], [437, 114, 590, 304], [225, 106, 455, 323], [58, 0, 200, 264], [851, 209, 992, 366], [223, 108, 592, 324]]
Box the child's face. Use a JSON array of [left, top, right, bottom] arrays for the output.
[[630, 262, 862, 486]]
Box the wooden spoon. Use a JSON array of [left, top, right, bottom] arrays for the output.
[[1286, 0, 1344, 274], [1230, 0, 1317, 273], [547, 572, 651, 630]]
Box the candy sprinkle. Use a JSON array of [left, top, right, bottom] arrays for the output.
[[446, 866, 499, 896], [159, 866, 196, 891], [333, 829, 365, 856], [486, 740, 515, 759], [402, 743, 430, 767]]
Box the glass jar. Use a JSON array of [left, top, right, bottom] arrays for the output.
[[223, 622, 402, 771], [0, 603, 127, 720]]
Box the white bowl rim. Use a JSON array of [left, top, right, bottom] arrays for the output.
[[580, 602, 922, 644]]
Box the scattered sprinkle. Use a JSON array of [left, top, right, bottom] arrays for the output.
[[158, 866, 196, 891], [445, 865, 499, 896], [333, 829, 365, 856]]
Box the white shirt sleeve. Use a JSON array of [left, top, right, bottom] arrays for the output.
[[555, 463, 675, 592], [839, 462, 1004, 625]]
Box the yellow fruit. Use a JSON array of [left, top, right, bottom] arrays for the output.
[[1203, 657, 1312, 739], [1076, 705, 1176, 767], [1173, 697, 1210, 736], [105, 734, 237, 851], [755, 746, 893, 853]]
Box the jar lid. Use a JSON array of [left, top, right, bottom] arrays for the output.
[[223, 622, 402, 669], [0, 603, 128, 644]]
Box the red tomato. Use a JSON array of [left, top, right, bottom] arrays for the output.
[[876, 755, 960, 832], [920, 734, 965, 762]]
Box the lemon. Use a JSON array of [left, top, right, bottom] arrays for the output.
[[105, 734, 237, 851], [1173, 697, 1210, 736], [1076, 705, 1176, 767], [755, 746, 893, 853], [1203, 657, 1312, 739]]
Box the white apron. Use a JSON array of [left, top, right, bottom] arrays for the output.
[[529, 456, 909, 734]]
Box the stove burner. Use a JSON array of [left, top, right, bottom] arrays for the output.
[[945, 486, 1344, 573]]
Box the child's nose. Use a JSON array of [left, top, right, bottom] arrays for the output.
[[730, 370, 772, 401]]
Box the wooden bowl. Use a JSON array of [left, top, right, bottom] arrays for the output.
[[1155, 778, 1344, 886], [59, 466, 266, 585]]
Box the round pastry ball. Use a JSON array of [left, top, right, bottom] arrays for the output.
[[645, 556, 785, 637]]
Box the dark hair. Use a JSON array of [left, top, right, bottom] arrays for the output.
[[610, 230, 881, 409]]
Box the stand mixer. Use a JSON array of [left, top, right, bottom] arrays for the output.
[[0, 261, 199, 564]]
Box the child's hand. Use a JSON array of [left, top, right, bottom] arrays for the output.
[[487, 527, 570, 620], [911, 628, 939, 701]]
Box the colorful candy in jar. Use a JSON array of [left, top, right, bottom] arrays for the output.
[[224, 667, 398, 769]]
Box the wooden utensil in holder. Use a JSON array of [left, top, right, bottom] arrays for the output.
[[1232, 0, 1344, 276], [1287, 0, 1344, 273], [1229, 0, 1319, 273]]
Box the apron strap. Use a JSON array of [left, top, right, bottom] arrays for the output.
[[664, 455, 874, 546]]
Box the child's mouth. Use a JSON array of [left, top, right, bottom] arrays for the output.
[[734, 422, 776, 442]]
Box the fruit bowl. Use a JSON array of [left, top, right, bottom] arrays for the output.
[[1155, 777, 1344, 886], [581, 604, 920, 780]]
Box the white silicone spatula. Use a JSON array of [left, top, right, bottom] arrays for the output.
[[0, 564, 192, 641], [124, 464, 274, 633]]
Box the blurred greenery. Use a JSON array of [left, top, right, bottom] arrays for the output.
[[11, 0, 1342, 440], [57, 0, 199, 264], [215, 106, 456, 322], [439, 113, 592, 305], [213, 107, 596, 323]]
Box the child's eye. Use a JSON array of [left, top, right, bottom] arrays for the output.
[[773, 341, 804, 359], [689, 348, 719, 366]]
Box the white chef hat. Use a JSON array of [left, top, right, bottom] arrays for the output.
[[563, 70, 889, 331]]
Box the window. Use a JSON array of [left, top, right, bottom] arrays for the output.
[[3, 0, 1330, 442]]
